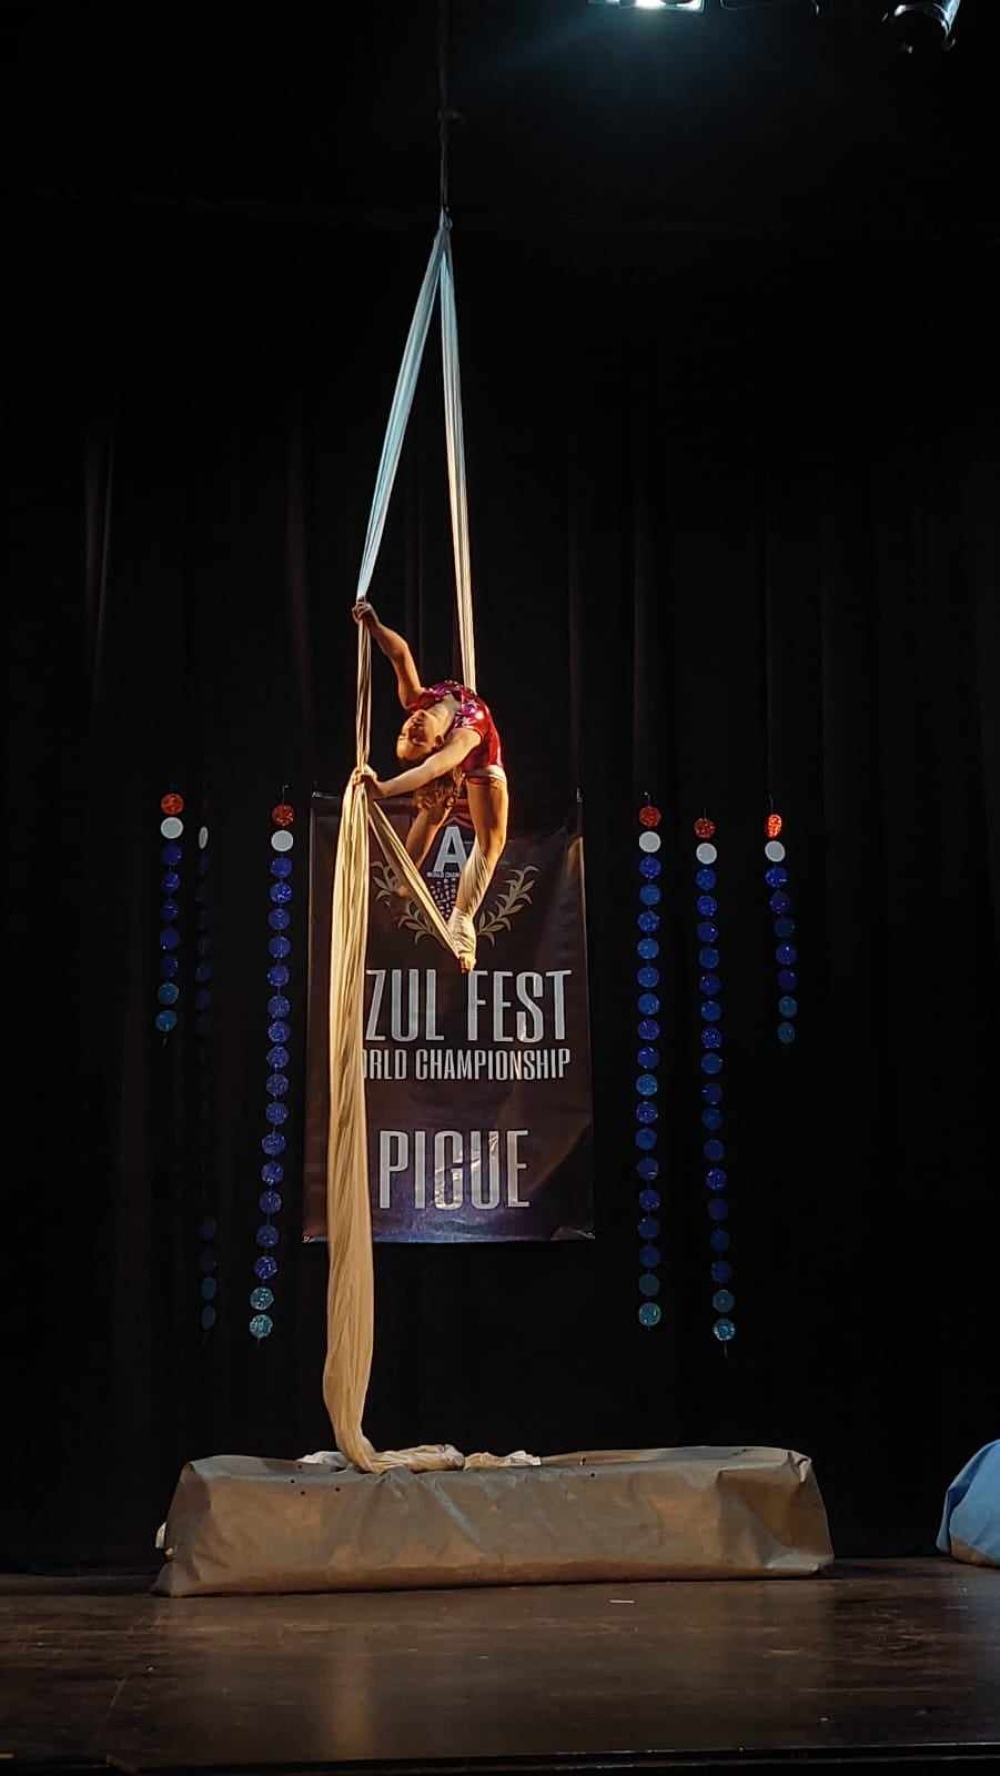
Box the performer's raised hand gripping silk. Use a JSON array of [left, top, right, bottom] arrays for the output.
[[351, 601, 508, 974]]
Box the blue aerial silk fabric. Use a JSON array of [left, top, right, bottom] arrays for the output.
[[936, 1440, 1000, 1567]]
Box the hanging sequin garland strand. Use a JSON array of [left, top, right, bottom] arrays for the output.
[[764, 810, 799, 1048], [249, 796, 296, 1341], [155, 791, 185, 1035], [693, 816, 736, 1348], [193, 818, 218, 1332], [636, 798, 665, 1329]]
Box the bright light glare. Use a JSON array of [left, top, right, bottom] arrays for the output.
[[590, 1, 706, 10]]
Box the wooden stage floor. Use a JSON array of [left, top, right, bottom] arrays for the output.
[[1, 1559, 998, 1774]]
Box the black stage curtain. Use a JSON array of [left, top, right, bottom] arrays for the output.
[[5, 208, 999, 1567]]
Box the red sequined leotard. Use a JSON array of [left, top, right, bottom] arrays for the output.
[[411, 681, 504, 779]]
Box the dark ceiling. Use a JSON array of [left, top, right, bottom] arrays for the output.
[[2, 0, 998, 249]]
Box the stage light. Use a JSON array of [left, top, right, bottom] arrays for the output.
[[883, 0, 962, 53], [588, 1, 706, 11]]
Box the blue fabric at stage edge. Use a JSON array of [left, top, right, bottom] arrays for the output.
[[937, 1440, 1000, 1568]]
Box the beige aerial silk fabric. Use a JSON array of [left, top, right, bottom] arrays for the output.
[[322, 222, 534, 1474]]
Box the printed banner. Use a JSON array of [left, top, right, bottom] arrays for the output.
[[304, 794, 593, 1242]]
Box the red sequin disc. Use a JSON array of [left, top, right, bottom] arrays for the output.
[[639, 804, 662, 829], [694, 817, 716, 839], [767, 812, 783, 838], [272, 803, 295, 828], [160, 792, 185, 816]]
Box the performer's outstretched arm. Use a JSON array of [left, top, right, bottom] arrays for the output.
[[369, 729, 479, 801], [352, 601, 423, 708]]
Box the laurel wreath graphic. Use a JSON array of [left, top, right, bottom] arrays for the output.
[[370, 860, 538, 949], [475, 866, 539, 947]]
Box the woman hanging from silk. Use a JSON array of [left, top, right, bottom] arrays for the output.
[[351, 600, 508, 972]]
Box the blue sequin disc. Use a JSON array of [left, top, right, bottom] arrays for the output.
[[637, 993, 660, 1016], [713, 1289, 735, 1313], [696, 921, 719, 943], [268, 1020, 291, 1044], [638, 1216, 660, 1241], [639, 885, 662, 907], [637, 938, 659, 961], [201, 1306, 217, 1332], [638, 1302, 662, 1328], [702, 1108, 723, 1131], [640, 1244, 661, 1268], [770, 891, 791, 914], [701, 1027, 722, 1050], [155, 1009, 177, 1032], [636, 1102, 658, 1124], [636, 1073, 658, 1097], [638, 1019, 660, 1042], [637, 1046, 660, 1069], [774, 918, 796, 940], [256, 1223, 280, 1249], [639, 856, 662, 879], [701, 1082, 723, 1105], [701, 1053, 723, 1075], [249, 1313, 274, 1340], [157, 983, 179, 1005], [637, 967, 659, 989], [777, 970, 798, 992], [267, 964, 291, 987], [268, 995, 291, 1018], [638, 1189, 661, 1212], [160, 955, 179, 978], [270, 881, 293, 905], [713, 1317, 736, 1342], [701, 1000, 722, 1022], [161, 871, 181, 894], [704, 1139, 725, 1162], [259, 1190, 283, 1215], [698, 947, 720, 970], [638, 1273, 661, 1298], [266, 1102, 289, 1125], [269, 936, 292, 960], [161, 842, 183, 866], [708, 1198, 729, 1221], [159, 927, 181, 951], [699, 973, 721, 997], [695, 868, 717, 891], [765, 866, 789, 888], [261, 1161, 284, 1185], [778, 1022, 797, 1044], [637, 1157, 659, 1182], [160, 899, 180, 922], [270, 855, 293, 878], [254, 1255, 279, 1280], [779, 996, 798, 1018], [262, 1131, 286, 1155], [710, 1228, 730, 1253], [638, 912, 660, 935], [201, 1276, 217, 1301], [636, 1128, 657, 1151], [776, 944, 797, 966], [711, 1260, 732, 1284], [706, 1167, 728, 1191], [696, 895, 718, 917], [250, 1286, 275, 1311], [269, 908, 292, 931], [266, 1072, 290, 1098]]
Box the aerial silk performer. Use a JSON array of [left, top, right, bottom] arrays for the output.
[[321, 215, 534, 1477]]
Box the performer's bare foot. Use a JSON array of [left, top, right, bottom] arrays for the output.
[[447, 906, 477, 973]]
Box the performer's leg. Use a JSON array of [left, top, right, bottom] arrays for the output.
[[447, 771, 509, 972]]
